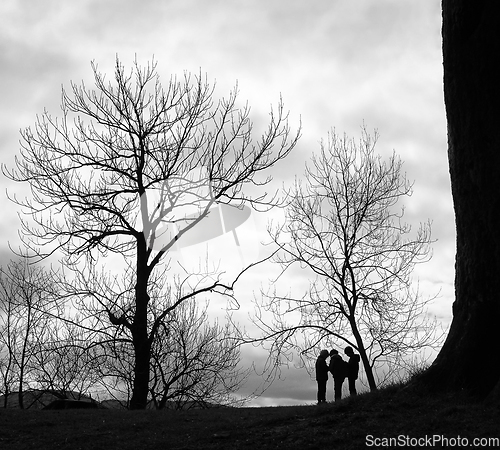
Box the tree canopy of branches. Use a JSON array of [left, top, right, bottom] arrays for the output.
[[3, 58, 300, 409], [253, 128, 438, 390]]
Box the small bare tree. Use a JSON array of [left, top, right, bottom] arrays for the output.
[[30, 319, 105, 400], [0, 258, 57, 408], [3, 57, 300, 408], [0, 273, 18, 408], [253, 128, 439, 390], [149, 299, 247, 409]]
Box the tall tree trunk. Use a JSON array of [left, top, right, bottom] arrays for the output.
[[130, 326, 151, 410], [424, 1, 500, 396], [129, 241, 152, 410]]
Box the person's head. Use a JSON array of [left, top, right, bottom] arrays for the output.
[[344, 346, 354, 356], [320, 349, 329, 358], [329, 349, 338, 357]]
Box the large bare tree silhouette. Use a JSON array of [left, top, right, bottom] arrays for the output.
[[3, 58, 300, 409]]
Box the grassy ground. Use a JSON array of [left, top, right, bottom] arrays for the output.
[[1, 383, 499, 449]]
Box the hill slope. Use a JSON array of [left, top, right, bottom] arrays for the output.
[[0, 384, 498, 449]]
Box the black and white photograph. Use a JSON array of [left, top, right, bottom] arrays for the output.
[[0, 1, 499, 448]]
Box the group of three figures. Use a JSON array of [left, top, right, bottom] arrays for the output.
[[315, 346, 360, 404]]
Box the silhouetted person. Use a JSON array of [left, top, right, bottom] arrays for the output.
[[344, 346, 360, 396], [329, 349, 347, 401], [315, 349, 329, 404]]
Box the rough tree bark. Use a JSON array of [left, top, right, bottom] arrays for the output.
[[424, 1, 500, 396]]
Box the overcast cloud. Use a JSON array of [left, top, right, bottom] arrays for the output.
[[0, 1, 452, 406]]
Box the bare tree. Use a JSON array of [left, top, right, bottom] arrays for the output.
[[3, 57, 300, 409], [30, 318, 105, 401], [0, 272, 18, 408], [148, 299, 247, 409], [252, 128, 439, 391], [0, 258, 56, 408]]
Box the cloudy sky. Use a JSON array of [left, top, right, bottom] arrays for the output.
[[0, 1, 452, 406]]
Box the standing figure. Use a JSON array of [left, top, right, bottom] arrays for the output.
[[315, 349, 330, 404], [344, 346, 361, 396], [329, 349, 347, 401]]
